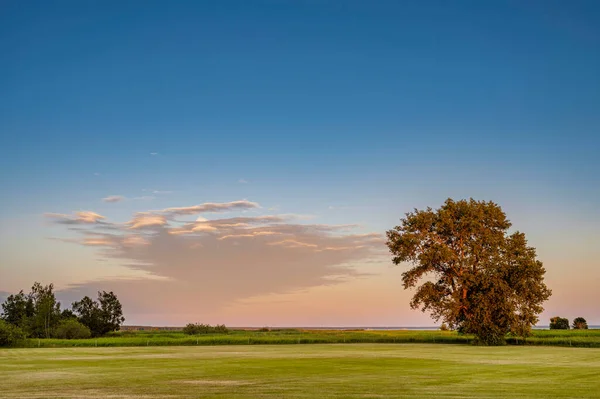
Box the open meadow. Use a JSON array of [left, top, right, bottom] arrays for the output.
[[2, 343, 599, 399], [11, 328, 600, 348]]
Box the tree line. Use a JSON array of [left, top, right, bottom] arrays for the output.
[[0, 282, 124, 346], [550, 316, 588, 330]]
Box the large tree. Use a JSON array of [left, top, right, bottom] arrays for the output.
[[386, 198, 551, 345]]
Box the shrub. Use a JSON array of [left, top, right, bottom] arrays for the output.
[[0, 319, 26, 347], [182, 323, 229, 335], [53, 319, 92, 339], [572, 317, 588, 330], [549, 317, 569, 330], [440, 323, 449, 331]]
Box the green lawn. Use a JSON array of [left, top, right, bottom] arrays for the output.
[[2, 344, 599, 398]]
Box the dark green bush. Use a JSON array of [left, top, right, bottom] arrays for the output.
[[550, 317, 570, 330], [182, 323, 229, 335], [53, 319, 92, 339], [0, 319, 26, 346]]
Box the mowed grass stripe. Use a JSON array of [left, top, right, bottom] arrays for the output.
[[2, 344, 599, 398]]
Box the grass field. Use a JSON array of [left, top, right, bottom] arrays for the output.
[[2, 343, 599, 398], [13, 328, 600, 348]]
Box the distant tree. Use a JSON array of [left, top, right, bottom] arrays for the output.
[[73, 291, 125, 337], [1, 290, 34, 330], [183, 323, 229, 335], [182, 323, 199, 335], [386, 198, 552, 345], [53, 319, 92, 339], [0, 319, 25, 347], [440, 323, 449, 331], [549, 317, 570, 330], [29, 282, 61, 338], [572, 317, 588, 330]]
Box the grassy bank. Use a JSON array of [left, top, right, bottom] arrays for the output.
[[2, 344, 599, 398], [13, 328, 600, 348]]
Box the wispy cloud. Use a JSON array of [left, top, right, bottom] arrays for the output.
[[127, 213, 168, 229], [103, 195, 125, 203], [150, 152, 158, 156], [238, 179, 249, 184], [159, 200, 260, 217], [45, 211, 106, 224]]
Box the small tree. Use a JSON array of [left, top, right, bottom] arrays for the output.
[[572, 317, 588, 330], [549, 317, 569, 330]]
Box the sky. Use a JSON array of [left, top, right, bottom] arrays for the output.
[[1, 0, 599, 326]]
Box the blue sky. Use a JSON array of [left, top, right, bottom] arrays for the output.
[[1, 1, 599, 326]]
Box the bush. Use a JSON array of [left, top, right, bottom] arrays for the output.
[[0, 320, 26, 347], [440, 323, 449, 331], [550, 317, 570, 330], [53, 319, 92, 339], [572, 317, 588, 330], [182, 323, 229, 335]]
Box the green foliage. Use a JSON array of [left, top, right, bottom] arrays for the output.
[[572, 317, 588, 330], [7, 329, 600, 349], [550, 317, 570, 330], [72, 291, 125, 337], [386, 198, 552, 345], [98, 291, 125, 333], [29, 282, 62, 338], [53, 319, 92, 339], [1, 290, 34, 330], [0, 319, 25, 346], [1, 283, 125, 339], [440, 323, 449, 331], [182, 323, 230, 335]]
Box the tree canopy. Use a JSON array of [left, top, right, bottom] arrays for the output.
[[72, 291, 125, 337], [572, 317, 588, 330], [550, 317, 570, 330], [386, 198, 552, 345]]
